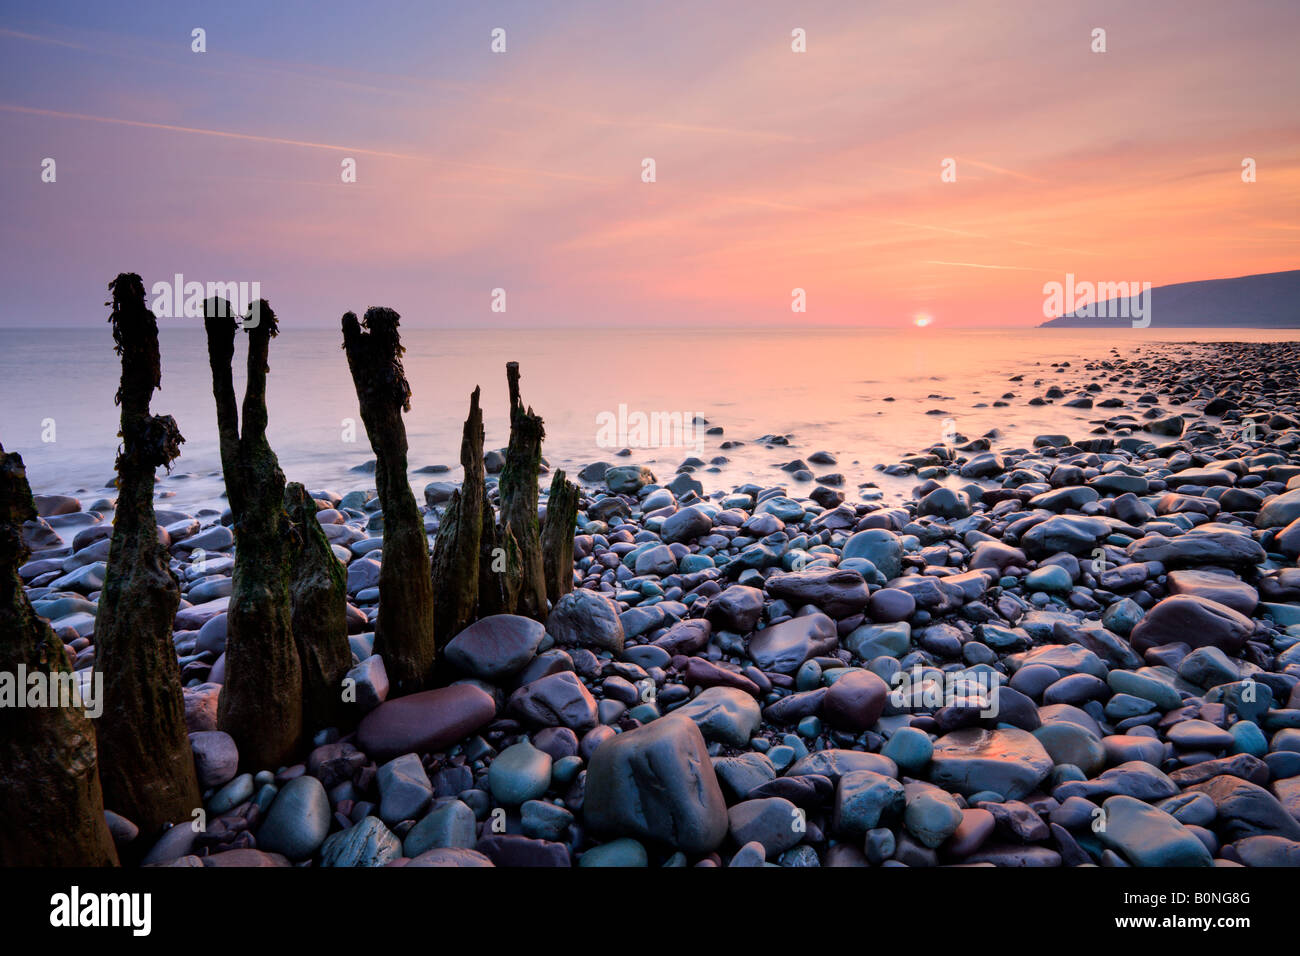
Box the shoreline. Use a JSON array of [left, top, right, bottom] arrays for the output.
[[9, 330, 1300, 515], [13, 339, 1300, 867]]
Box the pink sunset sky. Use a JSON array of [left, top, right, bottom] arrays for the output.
[[1, 0, 1297, 328]]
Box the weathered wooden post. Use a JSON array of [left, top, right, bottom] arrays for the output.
[[542, 469, 580, 606], [1, 445, 120, 865], [94, 273, 202, 838], [285, 481, 352, 735], [431, 387, 485, 645], [205, 297, 303, 769], [498, 362, 548, 620], [341, 307, 437, 694]]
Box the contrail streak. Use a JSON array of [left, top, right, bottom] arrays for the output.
[[0, 104, 613, 184]]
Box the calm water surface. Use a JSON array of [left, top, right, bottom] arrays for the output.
[[1, 327, 1296, 514]]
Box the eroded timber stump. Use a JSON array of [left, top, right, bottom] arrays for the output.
[[94, 273, 202, 838], [342, 307, 437, 694], [1, 446, 119, 866]]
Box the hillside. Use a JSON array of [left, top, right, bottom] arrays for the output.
[[1038, 269, 1300, 328]]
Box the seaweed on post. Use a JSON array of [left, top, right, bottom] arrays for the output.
[[94, 273, 201, 839], [204, 297, 303, 769], [341, 307, 437, 694], [431, 387, 485, 646], [285, 481, 352, 735], [476, 484, 506, 618], [541, 469, 580, 606], [1, 445, 120, 866], [497, 362, 548, 620]]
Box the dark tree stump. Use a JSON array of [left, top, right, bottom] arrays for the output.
[[206, 297, 303, 770], [542, 469, 580, 606], [341, 308, 436, 694], [431, 387, 485, 646], [498, 362, 547, 620], [285, 482, 352, 735], [476, 486, 505, 617], [1, 445, 119, 866], [94, 273, 202, 838]]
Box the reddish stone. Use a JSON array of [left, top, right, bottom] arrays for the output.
[[356, 684, 497, 761]]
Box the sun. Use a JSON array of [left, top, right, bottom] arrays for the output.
[[913, 312, 933, 327]]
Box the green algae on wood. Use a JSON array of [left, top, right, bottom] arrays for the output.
[[341, 307, 437, 694], [205, 297, 303, 769], [476, 483, 507, 618], [498, 362, 548, 621], [285, 481, 353, 735], [431, 387, 485, 647], [1, 445, 120, 866], [542, 468, 580, 607], [93, 273, 201, 839]]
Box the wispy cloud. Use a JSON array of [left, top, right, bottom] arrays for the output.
[[1, 0, 1296, 327], [0, 27, 84, 49], [923, 260, 1046, 271]]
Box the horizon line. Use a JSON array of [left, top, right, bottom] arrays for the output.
[[0, 322, 1243, 332]]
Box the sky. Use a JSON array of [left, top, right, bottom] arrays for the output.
[[1, 0, 1297, 328]]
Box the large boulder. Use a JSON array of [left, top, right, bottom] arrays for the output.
[[1257, 488, 1300, 528], [1187, 775, 1300, 842], [376, 753, 434, 826], [661, 506, 713, 544], [763, 568, 871, 618], [257, 776, 332, 861], [929, 728, 1052, 800], [605, 465, 655, 495], [833, 770, 906, 835], [584, 715, 728, 853], [1097, 795, 1213, 866], [444, 614, 546, 681], [1019, 515, 1110, 557], [189, 731, 238, 789], [1126, 530, 1265, 568], [488, 741, 553, 806], [917, 488, 971, 519], [547, 590, 625, 654], [405, 847, 495, 867], [822, 669, 890, 732], [670, 686, 762, 747], [508, 671, 599, 733], [845, 621, 911, 660], [959, 451, 1006, 479], [200, 849, 291, 867], [183, 682, 222, 732], [1166, 570, 1258, 616], [634, 545, 677, 576], [1129, 595, 1255, 655], [841, 529, 903, 579], [707, 586, 765, 633], [356, 685, 497, 761], [319, 817, 402, 867], [747, 613, 837, 674], [903, 783, 964, 848], [653, 618, 712, 655], [475, 834, 571, 867], [727, 797, 804, 857], [786, 749, 897, 782]]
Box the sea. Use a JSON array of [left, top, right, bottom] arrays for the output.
[[1, 327, 1296, 515]]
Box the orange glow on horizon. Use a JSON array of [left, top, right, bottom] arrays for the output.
[[1, 3, 1297, 328]]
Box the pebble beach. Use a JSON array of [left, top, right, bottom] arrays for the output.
[[15, 338, 1300, 868]]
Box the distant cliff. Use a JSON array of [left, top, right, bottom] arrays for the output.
[[1038, 269, 1300, 328]]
